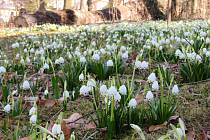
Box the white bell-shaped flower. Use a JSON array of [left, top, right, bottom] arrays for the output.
[[22, 80, 30, 90], [146, 91, 154, 100], [30, 115, 37, 124], [29, 106, 36, 115], [128, 98, 137, 108], [172, 85, 179, 95], [79, 73, 84, 81], [4, 104, 11, 113], [148, 73, 157, 82], [52, 124, 62, 135], [80, 85, 90, 96], [152, 81, 159, 91], [100, 84, 108, 95], [43, 63, 49, 70], [119, 85, 127, 95], [106, 60, 114, 67]]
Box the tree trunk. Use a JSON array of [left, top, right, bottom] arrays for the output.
[[87, 0, 92, 11], [64, 0, 67, 9], [171, 0, 176, 20], [64, 0, 72, 9], [167, 0, 172, 24], [80, 0, 83, 9], [38, 0, 46, 12]]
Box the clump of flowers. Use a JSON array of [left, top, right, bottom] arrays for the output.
[[80, 77, 141, 139], [29, 102, 37, 124]]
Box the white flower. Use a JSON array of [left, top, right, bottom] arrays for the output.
[[55, 59, 59, 64], [80, 85, 90, 96], [152, 81, 159, 91], [122, 52, 128, 60], [206, 51, 210, 57], [43, 63, 49, 70], [148, 73, 157, 82], [87, 79, 96, 88], [195, 55, 202, 62], [70, 132, 76, 140], [44, 89, 49, 95], [4, 104, 11, 113], [146, 91, 154, 100], [143, 45, 151, 49], [176, 128, 184, 137], [120, 46, 127, 52], [29, 106, 36, 115], [22, 80, 30, 90], [30, 115, 37, 124], [38, 48, 45, 55], [100, 48, 106, 54], [175, 49, 185, 59], [63, 90, 70, 98], [12, 90, 18, 95], [114, 92, 121, 101], [52, 124, 62, 135], [20, 58, 25, 64], [190, 40, 194, 45], [79, 73, 84, 81], [26, 57, 30, 64], [206, 37, 210, 44], [75, 51, 81, 57], [92, 53, 100, 61], [67, 52, 72, 59], [47, 135, 55, 140], [100, 84, 108, 95], [80, 56, 86, 63], [184, 32, 190, 37], [59, 133, 65, 140], [175, 49, 183, 57], [203, 48, 207, 53], [140, 61, 149, 69], [55, 57, 64, 65], [11, 42, 19, 48], [0, 66, 6, 74], [128, 98, 137, 108], [119, 85, 127, 95], [24, 48, 28, 53], [30, 48, 35, 53], [106, 60, 114, 67], [172, 85, 179, 94], [135, 60, 141, 69], [200, 31, 207, 37], [107, 86, 118, 96], [16, 53, 20, 59]]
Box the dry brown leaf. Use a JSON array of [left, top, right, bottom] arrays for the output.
[[24, 97, 38, 102], [198, 130, 208, 140], [135, 94, 144, 104], [63, 113, 96, 130], [58, 97, 65, 103], [63, 113, 84, 128], [187, 128, 195, 140], [61, 121, 71, 140], [84, 121, 96, 130], [0, 132, 4, 140], [131, 51, 138, 60], [4, 72, 17, 80], [168, 115, 179, 124], [135, 79, 147, 84], [148, 123, 167, 132], [37, 99, 58, 107], [47, 121, 54, 132], [18, 137, 31, 140]]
